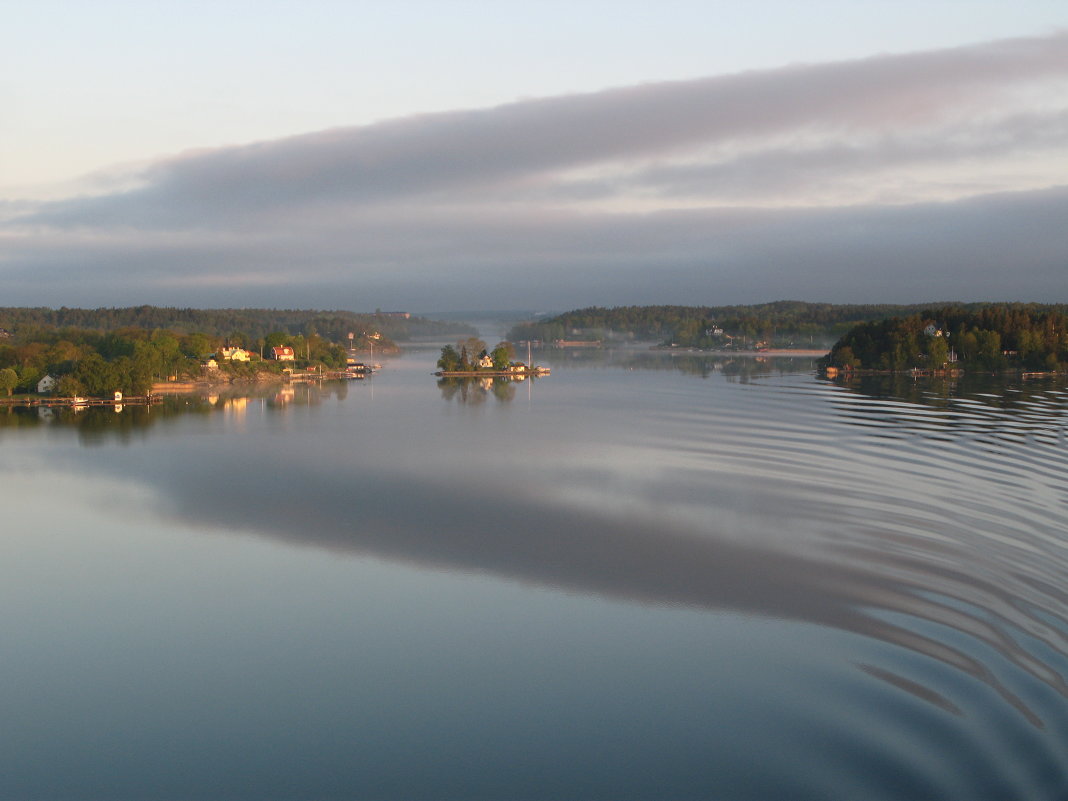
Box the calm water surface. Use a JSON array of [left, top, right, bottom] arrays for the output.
[[2, 346, 1067, 800]]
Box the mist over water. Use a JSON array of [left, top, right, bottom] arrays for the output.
[[2, 348, 1067, 800]]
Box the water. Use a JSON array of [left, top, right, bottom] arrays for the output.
[[2, 346, 1067, 800]]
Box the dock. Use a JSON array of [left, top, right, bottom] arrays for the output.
[[0, 395, 162, 408]]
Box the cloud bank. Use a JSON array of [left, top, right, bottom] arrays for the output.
[[3, 32, 1067, 310]]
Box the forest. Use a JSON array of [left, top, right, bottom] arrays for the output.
[[506, 301, 1068, 349], [823, 306, 1068, 372], [0, 306, 475, 343]]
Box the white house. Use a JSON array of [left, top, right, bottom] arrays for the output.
[[37, 374, 58, 394]]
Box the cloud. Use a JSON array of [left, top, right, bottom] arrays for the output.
[[593, 108, 1068, 203], [3, 186, 1067, 309], [2, 32, 1067, 308], [24, 422, 1062, 725]]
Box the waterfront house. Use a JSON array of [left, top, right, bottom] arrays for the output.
[[270, 346, 296, 361], [219, 347, 252, 362], [37, 374, 58, 394]]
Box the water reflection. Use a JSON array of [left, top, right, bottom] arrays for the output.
[[827, 373, 1068, 449], [831, 370, 1068, 413], [0, 381, 357, 444], [438, 376, 519, 404], [21, 366, 1064, 735], [4, 357, 1068, 799], [540, 345, 820, 381], [157, 459, 1067, 728]]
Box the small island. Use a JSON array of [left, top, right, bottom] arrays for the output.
[[435, 337, 549, 377]]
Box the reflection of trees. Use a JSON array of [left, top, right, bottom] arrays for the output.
[[0, 381, 358, 443], [832, 372, 1067, 412], [438, 376, 518, 404], [539, 348, 819, 381], [0, 402, 200, 445], [829, 372, 1068, 441]]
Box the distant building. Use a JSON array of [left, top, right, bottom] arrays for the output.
[[219, 347, 252, 362], [270, 346, 296, 361], [37, 374, 58, 394]]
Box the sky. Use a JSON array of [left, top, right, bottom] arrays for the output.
[[2, 1, 1068, 313]]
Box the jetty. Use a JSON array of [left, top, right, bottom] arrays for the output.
[[0, 395, 162, 408]]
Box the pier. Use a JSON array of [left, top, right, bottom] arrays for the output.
[[0, 395, 162, 408]]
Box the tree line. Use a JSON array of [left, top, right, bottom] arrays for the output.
[[506, 301, 1068, 349], [824, 305, 1068, 371], [0, 305, 475, 343]]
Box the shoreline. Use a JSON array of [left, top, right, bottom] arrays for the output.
[[655, 347, 828, 357], [0, 395, 160, 408], [436, 369, 549, 377]]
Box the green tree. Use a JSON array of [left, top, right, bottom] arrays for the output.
[[927, 335, 949, 367], [956, 330, 978, 362], [437, 345, 460, 371], [180, 332, 215, 359], [57, 374, 85, 397], [975, 330, 1003, 369], [491, 342, 515, 370], [227, 330, 250, 348], [830, 346, 859, 369], [0, 367, 17, 396]]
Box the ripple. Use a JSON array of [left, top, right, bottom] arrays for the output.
[[640, 370, 1068, 755]]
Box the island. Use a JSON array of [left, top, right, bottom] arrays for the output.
[[435, 337, 549, 377]]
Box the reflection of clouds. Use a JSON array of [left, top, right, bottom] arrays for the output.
[[140, 446, 1068, 728], [18, 371, 1068, 731]]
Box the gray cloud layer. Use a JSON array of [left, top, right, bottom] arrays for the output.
[[3, 32, 1067, 308]]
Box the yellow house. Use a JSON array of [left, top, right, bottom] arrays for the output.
[[219, 347, 252, 362]]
